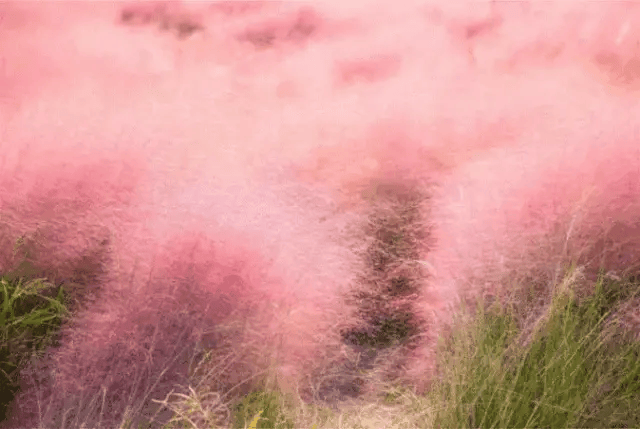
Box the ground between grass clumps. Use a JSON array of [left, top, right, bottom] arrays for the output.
[[315, 180, 431, 404]]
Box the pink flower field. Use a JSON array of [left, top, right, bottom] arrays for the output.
[[2, 1, 640, 427]]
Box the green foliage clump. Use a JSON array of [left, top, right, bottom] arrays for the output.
[[428, 273, 640, 429], [0, 275, 69, 422], [232, 389, 294, 429]]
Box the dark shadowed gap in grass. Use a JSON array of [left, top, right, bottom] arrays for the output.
[[426, 268, 640, 429], [333, 181, 430, 405]]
